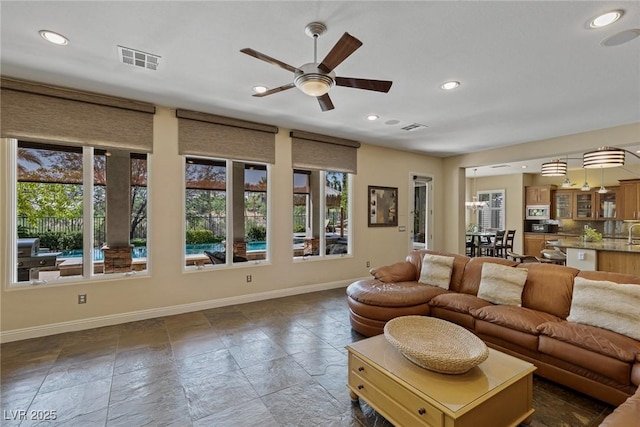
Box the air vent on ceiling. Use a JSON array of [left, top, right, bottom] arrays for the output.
[[118, 46, 160, 70], [491, 165, 510, 169], [401, 123, 428, 132]]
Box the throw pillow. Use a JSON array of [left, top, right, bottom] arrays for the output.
[[477, 262, 528, 306], [418, 254, 455, 289], [567, 277, 640, 341]]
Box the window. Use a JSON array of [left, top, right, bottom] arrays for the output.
[[12, 140, 148, 285], [293, 169, 350, 258], [477, 190, 505, 230], [185, 157, 269, 268]]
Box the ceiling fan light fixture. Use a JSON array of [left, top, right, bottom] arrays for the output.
[[252, 85, 268, 94], [294, 72, 334, 97]]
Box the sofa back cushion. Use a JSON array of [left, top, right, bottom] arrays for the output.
[[458, 257, 518, 295], [406, 250, 470, 291], [518, 263, 579, 319], [577, 270, 640, 285]]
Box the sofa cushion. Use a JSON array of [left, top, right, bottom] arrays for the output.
[[418, 254, 455, 289], [346, 279, 448, 307], [370, 261, 417, 282], [599, 386, 640, 427], [472, 305, 562, 335], [567, 277, 640, 341], [457, 257, 518, 295], [429, 293, 493, 314], [477, 263, 528, 306], [518, 263, 578, 319], [537, 321, 640, 362]]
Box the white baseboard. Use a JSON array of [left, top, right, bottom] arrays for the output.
[[0, 279, 358, 343]]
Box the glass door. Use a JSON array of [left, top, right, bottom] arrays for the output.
[[573, 192, 595, 220], [554, 190, 572, 219], [411, 175, 432, 250]]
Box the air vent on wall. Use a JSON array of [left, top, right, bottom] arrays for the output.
[[117, 46, 160, 70], [401, 123, 428, 132]]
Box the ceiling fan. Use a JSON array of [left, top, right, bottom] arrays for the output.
[[240, 22, 392, 112]]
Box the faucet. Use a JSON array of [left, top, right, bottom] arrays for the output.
[[628, 223, 640, 244]]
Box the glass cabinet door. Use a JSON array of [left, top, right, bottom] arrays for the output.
[[573, 192, 595, 220], [554, 191, 572, 219], [596, 189, 617, 220]]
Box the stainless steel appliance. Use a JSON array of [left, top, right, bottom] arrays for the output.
[[17, 238, 58, 282], [525, 205, 551, 220]]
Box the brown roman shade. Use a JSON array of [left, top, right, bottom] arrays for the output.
[[290, 130, 360, 173], [0, 78, 155, 152], [176, 109, 278, 164]]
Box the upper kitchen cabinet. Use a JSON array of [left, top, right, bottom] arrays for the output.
[[554, 190, 573, 219], [595, 187, 618, 220], [526, 185, 555, 205], [573, 191, 595, 220], [619, 179, 640, 220]]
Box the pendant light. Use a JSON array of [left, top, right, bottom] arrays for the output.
[[580, 168, 591, 191], [597, 168, 608, 194]]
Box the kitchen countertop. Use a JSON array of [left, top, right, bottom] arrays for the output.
[[547, 238, 640, 254]]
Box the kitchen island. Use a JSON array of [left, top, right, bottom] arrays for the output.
[[547, 238, 640, 275]]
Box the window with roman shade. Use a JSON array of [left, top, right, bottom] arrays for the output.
[[1, 78, 155, 152], [290, 130, 360, 174], [176, 109, 278, 163]]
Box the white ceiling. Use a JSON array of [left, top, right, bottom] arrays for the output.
[[1, 1, 639, 174]]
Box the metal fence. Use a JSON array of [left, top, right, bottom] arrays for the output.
[[18, 216, 146, 244]]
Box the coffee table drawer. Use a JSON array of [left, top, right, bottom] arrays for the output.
[[349, 353, 443, 427]]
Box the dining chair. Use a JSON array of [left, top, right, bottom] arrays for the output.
[[499, 229, 516, 258], [479, 230, 505, 257]]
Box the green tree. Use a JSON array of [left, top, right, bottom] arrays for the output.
[[18, 182, 83, 228]]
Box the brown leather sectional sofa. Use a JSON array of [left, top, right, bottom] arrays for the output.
[[346, 250, 640, 414]]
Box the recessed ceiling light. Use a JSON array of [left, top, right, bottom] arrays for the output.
[[39, 30, 68, 45], [589, 10, 623, 28], [252, 85, 268, 94], [521, 165, 528, 169], [440, 81, 460, 90], [367, 114, 379, 121]]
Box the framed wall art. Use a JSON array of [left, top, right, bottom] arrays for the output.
[[368, 185, 398, 227]]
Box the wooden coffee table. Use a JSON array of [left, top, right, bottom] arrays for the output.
[[347, 334, 536, 427]]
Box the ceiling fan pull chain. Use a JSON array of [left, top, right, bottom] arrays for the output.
[[313, 34, 318, 63]]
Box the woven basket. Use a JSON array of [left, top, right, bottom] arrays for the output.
[[384, 316, 489, 374]]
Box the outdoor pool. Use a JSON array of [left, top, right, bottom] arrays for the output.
[[59, 242, 267, 260]]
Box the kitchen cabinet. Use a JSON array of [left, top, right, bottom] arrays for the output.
[[523, 233, 557, 257], [554, 190, 573, 219], [619, 179, 640, 220], [573, 191, 595, 220], [595, 187, 618, 220], [526, 185, 555, 205]]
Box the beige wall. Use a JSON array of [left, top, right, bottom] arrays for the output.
[[2, 106, 638, 340], [0, 107, 443, 340]]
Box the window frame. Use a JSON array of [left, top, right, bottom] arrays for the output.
[[6, 138, 150, 289], [293, 169, 353, 261], [183, 156, 271, 271], [477, 189, 505, 230]]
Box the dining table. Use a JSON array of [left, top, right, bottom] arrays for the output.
[[465, 230, 497, 257]]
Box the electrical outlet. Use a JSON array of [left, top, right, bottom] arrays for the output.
[[78, 294, 87, 304], [246, 275, 252, 283], [366, 261, 371, 268], [578, 251, 586, 261]]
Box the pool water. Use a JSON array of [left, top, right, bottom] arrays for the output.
[[59, 242, 267, 260]]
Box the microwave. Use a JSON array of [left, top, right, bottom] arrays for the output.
[[526, 205, 551, 220]]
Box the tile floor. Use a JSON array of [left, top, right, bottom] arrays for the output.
[[1, 287, 614, 426]]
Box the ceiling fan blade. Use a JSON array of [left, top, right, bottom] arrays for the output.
[[252, 83, 296, 97], [240, 48, 299, 73], [335, 77, 393, 93], [318, 32, 363, 73], [317, 93, 334, 112]]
